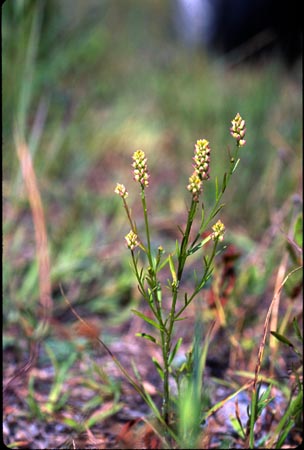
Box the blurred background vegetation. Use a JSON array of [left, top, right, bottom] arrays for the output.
[[3, 0, 302, 353]]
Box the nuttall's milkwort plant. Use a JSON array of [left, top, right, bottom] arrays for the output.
[[115, 113, 247, 432]]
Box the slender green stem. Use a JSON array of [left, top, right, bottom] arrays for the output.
[[174, 242, 218, 320], [131, 252, 157, 317], [141, 188, 154, 269], [135, 188, 173, 427], [161, 198, 199, 425], [122, 197, 147, 252], [177, 199, 198, 280]]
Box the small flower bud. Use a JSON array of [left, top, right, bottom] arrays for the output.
[[230, 113, 246, 147], [132, 149, 150, 188], [125, 230, 139, 250], [114, 183, 128, 199], [211, 220, 225, 241]]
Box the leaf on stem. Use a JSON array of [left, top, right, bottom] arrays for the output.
[[152, 357, 164, 380], [188, 235, 211, 255], [174, 316, 189, 322], [201, 202, 205, 225], [168, 254, 177, 285], [184, 292, 188, 306], [215, 176, 219, 200], [135, 332, 158, 345], [157, 255, 170, 271], [210, 203, 226, 221], [232, 158, 240, 173], [168, 337, 183, 365], [222, 172, 227, 194], [256, 384, 273, 418], [270, 331, 295, 348], [131, 309, 163, 331]]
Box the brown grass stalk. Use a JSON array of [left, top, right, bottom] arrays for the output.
[[4, 131, 52, 392]]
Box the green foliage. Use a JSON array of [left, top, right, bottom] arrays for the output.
[[115, 117, 247, 441]]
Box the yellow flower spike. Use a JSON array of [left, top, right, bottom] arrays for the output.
[[211, 220, 225, 241], [132, 149, 150, 188], [187, 171, 202, 201], [230, 113, 246, 147], [193, 139, 211, 180], [114, 183, 128, 199], [125, 230, 139, 250]]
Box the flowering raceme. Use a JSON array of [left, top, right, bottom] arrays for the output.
[[187, 138, 211, 201], [193, 139, 211, 180], [211, 220, 225, 241], [114, 183, 128, 199], [230, 113, 246, 147], [187, 172, 202, 200], [125, 230, 139, 250], [132, 150, 149, 188]]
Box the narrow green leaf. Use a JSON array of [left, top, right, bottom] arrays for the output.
[[258, 384, 272, 404], [177, 227, 184, 237], [249, 388, 258, 448], [210, 203, 225, 221], [188, 235, 211, 255], [168, 254, 177, 284], [62, 417, 83, 430], [201, 203, 205, 226], [174, 316, 188, 322], [292, 317, 303, 342], [152, 357, 164, 380], [84, 403, 123, 429], [135, 332, 157, 344], [256, 385, 273, 417], [270, 331, 294, 348], [232, 158, 240, 173], [230, 416, 246, 440], [158, 255, 170, 271], [222, 172, 227, 193], [131, 309, 162, 330], [169, 337, 183, 365], [293, 213, 303, 248], [276, 421, 295, 448], [215, 176, 219, 200]]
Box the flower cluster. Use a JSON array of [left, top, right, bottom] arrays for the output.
[[125, 230, 139, 250], [230, 113, 246, 147], [211, 220, 225, 241], [187, 139, 211, 201], [187, 172, 202, 201], [132, 150, 149, 188], [193, 139, 211, 180], [114, 183, 128, 199]]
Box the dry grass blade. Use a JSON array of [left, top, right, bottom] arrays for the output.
[[244, 261, 302, 447], [269, 252, 289, 370], [4, 130, 52, 392], [253, 264, 302, 394]]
